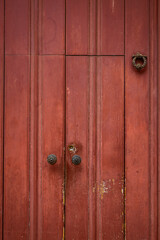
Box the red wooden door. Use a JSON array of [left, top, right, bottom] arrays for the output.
[[0, 0, 159, 240]]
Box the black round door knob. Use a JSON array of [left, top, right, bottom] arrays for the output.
[[72, 155, 81, 165], [47, 154, 57, 165]]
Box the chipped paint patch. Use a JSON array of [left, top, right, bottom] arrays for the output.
[[112, 178, 115, 185], [121, 188, 124, 194], [93, 177, 125, 201], [99, 181, 108, 199]]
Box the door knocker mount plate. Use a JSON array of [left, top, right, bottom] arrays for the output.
[[132, 52, 147, 71]]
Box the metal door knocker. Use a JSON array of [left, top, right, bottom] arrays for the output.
[[132, 52, 147, 70]]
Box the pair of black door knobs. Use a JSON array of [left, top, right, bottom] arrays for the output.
[[47, 154, 81, 165]]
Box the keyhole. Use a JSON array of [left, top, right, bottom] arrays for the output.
[[68, 144, 77, 154]]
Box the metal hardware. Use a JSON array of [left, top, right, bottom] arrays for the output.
[[132, 52, 147, 70], [68, 144, 77, 154], [72, 155, 81, 165], [47, 154, 57, 165]]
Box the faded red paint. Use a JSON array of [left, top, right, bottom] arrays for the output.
[[0, 0, 159, 240]]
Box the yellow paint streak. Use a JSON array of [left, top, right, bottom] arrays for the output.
[[124, 185, 126, 238], [62, 226, 65, 240], [63, 188, 65, 205], [62, 183, 65, 240], [99, 181, 108, 199]]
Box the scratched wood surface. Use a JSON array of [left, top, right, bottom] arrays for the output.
[[66, 56, 124, 240]]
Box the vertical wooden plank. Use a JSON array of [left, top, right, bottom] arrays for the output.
[[149, 0, 158, 239], [39, 0, 65, 54], [5, 0, 30, 54], [96, 57, 124, 239], [99, 57, 124, 239], [0, 0, 4, 239], [4, 56, 30, 240], [88, 57, 96, 240], [96, 56, 102, 240], [38, 56, 65, 240], [66, 0, 124, 55], [125, 0, 150, 239], [66, 56, 124, 239], [66, 56, 89, 239], [30, 0, 38, 239]]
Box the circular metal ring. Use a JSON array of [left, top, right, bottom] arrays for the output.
[[132, 52, 147, 71]]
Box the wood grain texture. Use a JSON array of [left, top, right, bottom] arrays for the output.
[[39, 0, 65, 54], [125, 0, 150, 239], [38, 56, 65, 240], [4, 56, 30, 240], [0, 1, 4, 239], [66, 56, 124, 240], [66, 0, 124, 55], [5, 0, 30, 54]]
